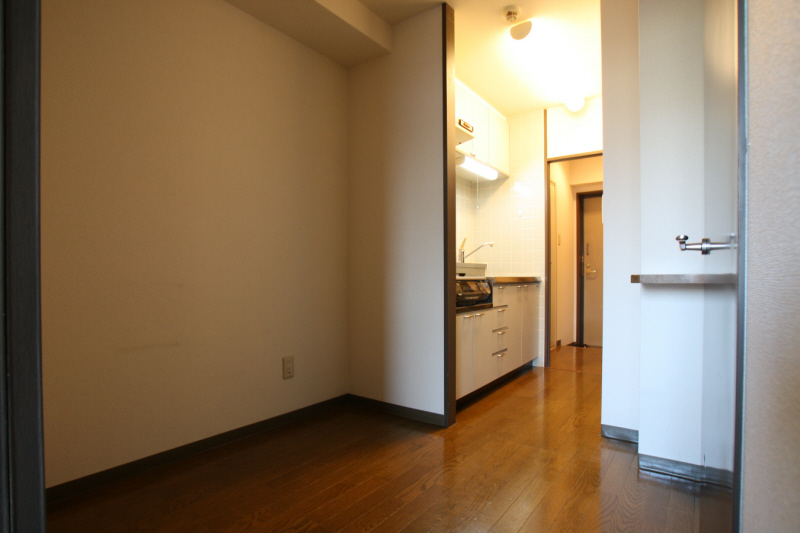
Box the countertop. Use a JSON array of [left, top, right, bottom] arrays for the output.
[[456, 302, 509, 314], [492, 276, 542, 284], [456, 302, 493, 314]]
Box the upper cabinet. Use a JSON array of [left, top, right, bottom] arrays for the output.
[[455, 79, 510, 177], [487, 107, 510, 175]]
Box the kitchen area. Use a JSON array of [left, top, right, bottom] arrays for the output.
[[453, 78, 543, 401]]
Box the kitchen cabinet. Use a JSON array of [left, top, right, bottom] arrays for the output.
[[493, 284, 522, 365], [454, 80, 510, 178], [456, 281, 539, 400], [456, 313, 474, 399], [521, 283, 540, 364], [457, 307, 509, 398], [488, 107, 510, 176], [472, 310, 496, 391], [455, 82, 473, 156], [470, 98, 489, 163], [494, 281, 541, 365]]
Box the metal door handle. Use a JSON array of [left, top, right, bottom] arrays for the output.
[[474, 313, 484, 317], [676, 234, 735, 255], [586, 263, 597, 274], [462, 315, 473, 319]]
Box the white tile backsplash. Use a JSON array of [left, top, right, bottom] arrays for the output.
[[456, 111, 545, 279]]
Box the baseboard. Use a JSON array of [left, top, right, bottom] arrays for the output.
[[46, 394, 350, 507], [601, 424, 639, 444], [456, 362, 534, 409], [346, 394, 447, 427], [639, 454, 733, 488]]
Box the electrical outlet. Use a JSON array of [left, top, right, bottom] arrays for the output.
[[282, 356, 294, 379]]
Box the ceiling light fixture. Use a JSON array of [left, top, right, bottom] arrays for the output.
[[505, 5, 533, 40], [460, 156, 499, 180], [510, 21, 533, 40], [564, 95, 586, 112]]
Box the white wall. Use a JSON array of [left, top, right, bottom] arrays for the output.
[[637, 0, 707, 466], [347, 6, 446, 413], [742, 0, 800, 528], [506, 111, 548, 365], [41, 0, 350, 486], [547, 97, 604, 158], [600, 0, 641, 433], [637, 0, 739, 472]]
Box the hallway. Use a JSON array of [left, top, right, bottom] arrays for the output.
[[48, 349, 731, 532]]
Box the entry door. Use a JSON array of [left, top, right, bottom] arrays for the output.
[[581, 195, 603, 347]]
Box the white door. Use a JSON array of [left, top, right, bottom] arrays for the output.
[[698, 0, 739, 482]]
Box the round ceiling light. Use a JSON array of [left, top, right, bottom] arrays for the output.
[[510, 20, 533, 40], [564, 95, 586, 112]]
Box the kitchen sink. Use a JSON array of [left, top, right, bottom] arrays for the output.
[[456, 262, 487, 277]]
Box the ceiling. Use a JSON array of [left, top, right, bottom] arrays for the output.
[[362, 0, 602, 116], [225, 0, 602, 117]]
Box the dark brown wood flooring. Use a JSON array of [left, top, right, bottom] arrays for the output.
[[47, 349, 731, 532], [550, 345, 603, 374]]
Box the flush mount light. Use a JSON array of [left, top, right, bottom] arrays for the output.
[[505, 5, 532, 40], [510, 20, 532, 40], [564, 95, 586, 112], [461, 156, 499, 180]]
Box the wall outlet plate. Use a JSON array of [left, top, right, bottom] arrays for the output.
[[282, 356, 294, 379]]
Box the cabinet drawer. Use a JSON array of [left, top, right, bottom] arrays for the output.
[[492, 327, 509, 354], [493, 306, 509, 330]]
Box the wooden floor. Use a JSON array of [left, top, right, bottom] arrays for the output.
[[47, 349, 731, 532], [549, 345, 603, 374]]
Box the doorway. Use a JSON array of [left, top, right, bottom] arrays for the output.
[[545, 154, 603, 355]]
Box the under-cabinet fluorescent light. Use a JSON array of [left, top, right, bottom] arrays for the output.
[[460, 156, 498, 180]]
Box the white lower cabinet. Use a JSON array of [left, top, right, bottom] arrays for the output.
[[457, 306, 515, 399], [521, 284, 540, 364], [494, 281, 541, 365], [456, 282, 541, 400], [494, 285, 523, 365], [456, 313, 474, 399], [472, 311, 495, 391]]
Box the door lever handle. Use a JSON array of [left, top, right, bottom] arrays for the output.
[[676, 234, 735, 255]]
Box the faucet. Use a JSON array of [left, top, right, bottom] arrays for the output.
[[460, 242, 494, 262]]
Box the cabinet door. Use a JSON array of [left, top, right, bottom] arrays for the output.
[[472, 309, 495, 390], [494, 284, 523, 368], [496, 348, 515, 378], [488, 108, 510, 176], [455, 81, 473, 156], [470, 94, 489, 162], [521, 284, 540, 364], [456, 313, 474, 399]]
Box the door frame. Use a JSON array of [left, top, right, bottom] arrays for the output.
[[575, 191, 603, 347], [732, 0, 747, 527], [544, 150, 602, 363], [2, 0, 47, 530]]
